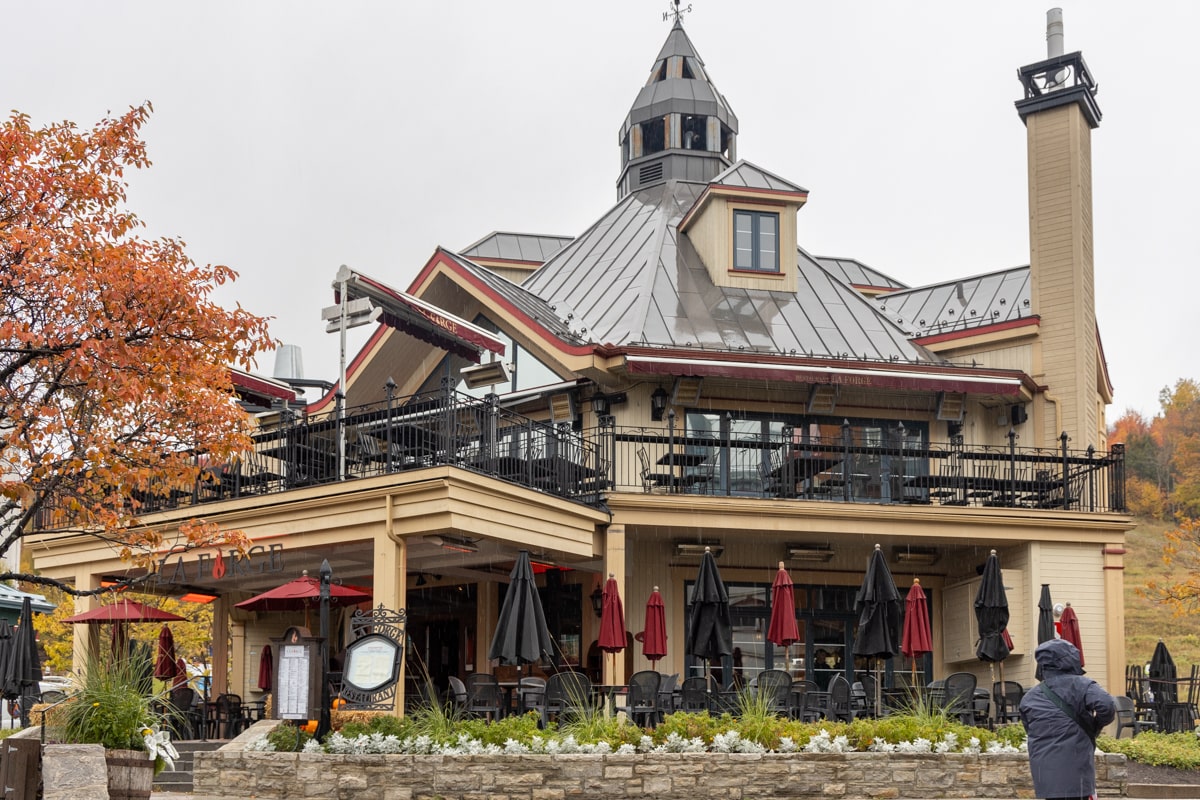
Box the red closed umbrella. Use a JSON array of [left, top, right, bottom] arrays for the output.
[[155, 624, 178, 681], [257, 644, 274, 692], [1058, 603, 1083, 666], [767, 562, 800, 668], [641, 586, 667, 667], [597, 574, 626, 681], [901, 578, 933, 663]]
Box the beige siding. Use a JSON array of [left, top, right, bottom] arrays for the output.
[[684, 195, 799, 293]]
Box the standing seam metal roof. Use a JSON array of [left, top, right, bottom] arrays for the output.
[[873, 266, 1032, 338]]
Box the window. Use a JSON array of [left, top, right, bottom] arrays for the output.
[[733, 210, 779, 272]]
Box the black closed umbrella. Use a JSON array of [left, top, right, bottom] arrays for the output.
[[853, 544, 901, 715], [1149, 639, 1177, 704], [3, 598, 43, 727], [488, 550, 553, 676], [0, 621, 13, 728], [975, 549, 1010, 692], [1036, 584, 1056, 645], [685, 547, 732, 687]]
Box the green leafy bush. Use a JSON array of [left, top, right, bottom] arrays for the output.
[[338, 712, 412, 741], [265, 722, 314, 752], [1099, 731, 1200, 770]]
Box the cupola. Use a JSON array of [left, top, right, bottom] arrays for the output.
[[617, 18, 738, 198]]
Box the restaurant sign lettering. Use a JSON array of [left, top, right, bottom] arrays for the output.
[[154, 543, 285, 586]]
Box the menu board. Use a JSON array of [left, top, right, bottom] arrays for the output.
[[343, 634, 400, 692], [276, 644, 313, 719]]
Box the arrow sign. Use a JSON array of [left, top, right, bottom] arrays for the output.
[[322, 297, 381, 332]]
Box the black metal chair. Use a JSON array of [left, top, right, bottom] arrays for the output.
[[992, 681, 1024, 725], [615, 670, 662, 727], [827, 674, 856, 722], [446, 675, 468, 712], [1113, 694, 1156, 738], [214, 693, 247, 739], [679, 676, 710, 712], [941, 672, 978, 726], [464, 673, 505, 720], [657, 672, 679, 715], [516, 676, 547, 717], [542, 671, 593, 727], [755, 669, 793, 717]]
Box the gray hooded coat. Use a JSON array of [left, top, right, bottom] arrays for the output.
[[1019, 639, 1115, 799]]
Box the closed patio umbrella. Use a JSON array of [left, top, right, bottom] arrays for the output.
[[901, 578, 932, 685], [767, 562, 800, 668], [1149, 639, 1176, 704], [597, 574, 626, 682], [1058, 603, 1084, 667], [641, 587, 667, 668], [257, 645, 274, 692], [1036, 584, 1056, 645], [488, 550, 554, 677], [853, 544, 901, 715], [975, 550, 1011, 687], [685, 547, 732, 686], [3, 598, 42, 727], [155, 624, 179, 681]]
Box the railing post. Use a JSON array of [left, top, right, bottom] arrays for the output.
[[1110, 443, 1126, 512], [668, 409, 677, 493], [842, 419, 851, 502], [1007, 428, 1018, 508], [896, 421, 907, 504], [335, 390, 346, 481], [1086, 445, 1096, 512], [442, 377, 454, 466], [1060, 431, 1071, 509], [385, 377, 396, 474], [723, 411, 733, 497]]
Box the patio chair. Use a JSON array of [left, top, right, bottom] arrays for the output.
[[992, 681, 1024, 725], [789, 679, 822, 721], [679, 676, 710, 712], [446, 675, 468, 712], [615, 670, 662, 727], [1113, 695, 1156, 738], [942, 672, 978, 726], [464, 673, 505, 720], [516, 676, 547, 717], [657, 672, 680, 714], [166, 686, 201, 740], [543, 671, 594, 727], [214, 693, 247, 739], [826, 674, 856, 722], [755, 669, 793, 717]]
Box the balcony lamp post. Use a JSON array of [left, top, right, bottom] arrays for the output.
[[316, 558, 333, 740], [385, 377, 396, 473]]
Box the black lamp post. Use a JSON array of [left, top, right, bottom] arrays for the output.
[[650, 387, 669, 421], [384, 376, 396, 473], [316, 558, 332, 740]]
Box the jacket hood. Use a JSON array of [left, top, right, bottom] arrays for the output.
[[1035, 638, 1085, 675]]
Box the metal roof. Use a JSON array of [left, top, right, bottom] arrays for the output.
[[459, 231, 574, 264], [712, 160, 807, 194], [873, 266, 1032, 338], [521, 179, 942, 364], [816, 257, 909, 291]]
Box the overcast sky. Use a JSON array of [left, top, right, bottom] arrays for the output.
[[9, 1, 1196, 421]]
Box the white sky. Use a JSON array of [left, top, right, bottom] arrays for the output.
[[9, 1, 1196, 421]]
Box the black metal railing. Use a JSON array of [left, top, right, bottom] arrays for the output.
[[31, 389, 1127, 529]]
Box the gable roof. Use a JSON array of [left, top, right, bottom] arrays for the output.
[[816, 257, 909, 292], [711, 160, 807, 194], [459, 232, 574, 264]]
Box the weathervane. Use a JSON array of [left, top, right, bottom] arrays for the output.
[[663, 0, 692, 24]]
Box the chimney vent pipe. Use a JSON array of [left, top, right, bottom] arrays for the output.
[[1046, 8, 1064, 58]]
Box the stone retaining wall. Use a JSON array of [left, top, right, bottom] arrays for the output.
[[193, 725, 1128, 800]]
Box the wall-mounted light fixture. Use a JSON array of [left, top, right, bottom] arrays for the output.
[[424, 534, 479, 553], [671, 376, 704, 407], [461, 360, 513, 390], [650, 387, 670, 421], [786, 543, 835, 562], [590, 584, 604, 618], [590, 391, 628, 417], [674, 541, 723, 558], [893, 547, 940, 566]]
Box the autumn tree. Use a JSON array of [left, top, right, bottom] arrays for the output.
[[1, 104, 273, 594]]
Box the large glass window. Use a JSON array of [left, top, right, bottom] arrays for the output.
[[733, 210, 779, 272]]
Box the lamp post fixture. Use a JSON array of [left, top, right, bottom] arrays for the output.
[[590, 585, 604, 618], [650, 387, 669, 421], [385, 376, 396, 473], [316, 558, 333, 740]]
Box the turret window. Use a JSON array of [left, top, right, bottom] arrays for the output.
[[733, 210, 779, 272]]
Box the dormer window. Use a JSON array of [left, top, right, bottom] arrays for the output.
[[733, 209, 779, 272]]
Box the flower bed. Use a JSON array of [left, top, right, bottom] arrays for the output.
[[194, 720, 1130, 800]]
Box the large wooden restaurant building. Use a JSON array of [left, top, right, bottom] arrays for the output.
[[31, 14, 1132, 718]]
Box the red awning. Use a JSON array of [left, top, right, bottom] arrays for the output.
[[334, 268, 505, 363]]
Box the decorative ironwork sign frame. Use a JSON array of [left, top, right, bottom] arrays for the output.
[[339, 604, 407, 711]]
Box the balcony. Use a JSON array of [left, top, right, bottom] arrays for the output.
[[31, 389, 1127, 532]]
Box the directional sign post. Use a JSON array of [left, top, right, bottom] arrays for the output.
[[322, 265, 382, 481]]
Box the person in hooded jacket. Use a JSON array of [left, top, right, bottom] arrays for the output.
[[1019, 638, 1116, 800]]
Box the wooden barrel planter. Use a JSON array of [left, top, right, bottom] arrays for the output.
[[105, 748, 155, 800]]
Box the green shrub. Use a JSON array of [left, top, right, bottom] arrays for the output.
[[266, 722, 313, 752], [1099, 731, 1200, 770], [339, 712, 413, 740]]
